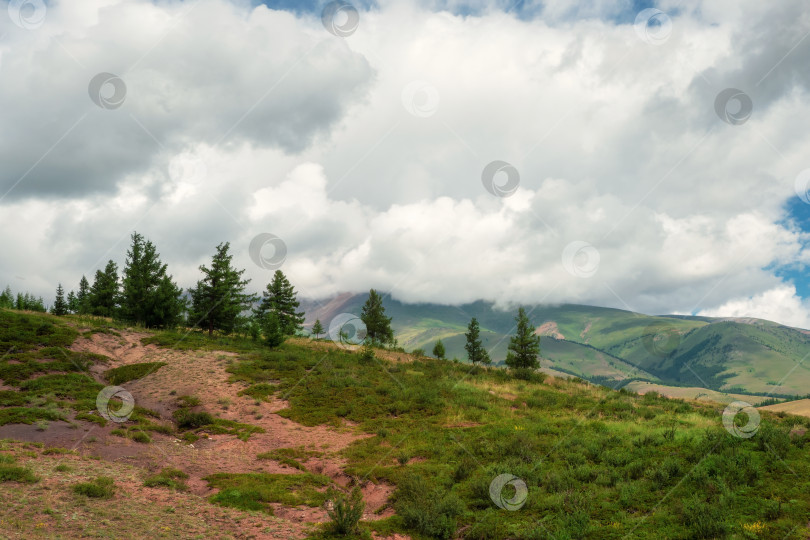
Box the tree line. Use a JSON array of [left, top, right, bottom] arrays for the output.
[[8, 231, 543, 370], [0, 286, 46, 312], [45, 232, 306, 346]]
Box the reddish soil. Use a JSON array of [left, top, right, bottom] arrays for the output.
[[2, 328, 400, 536]]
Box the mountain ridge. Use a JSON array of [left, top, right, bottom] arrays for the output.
[[300, 293, 810, 397]]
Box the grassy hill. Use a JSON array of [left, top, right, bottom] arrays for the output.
[[2, 308, 810, 538], [301, 295, 810, 397]]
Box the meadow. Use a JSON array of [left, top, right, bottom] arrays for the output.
[[1, 308, 809, 538]]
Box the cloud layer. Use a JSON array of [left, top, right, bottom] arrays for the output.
[[1, 0, 810, 327]]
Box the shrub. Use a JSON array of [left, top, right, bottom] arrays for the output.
[[683, 496, 727, 538], [144, 468, 189, 491], [73, 476, 115, 499], [174, 409, 214, 429], [512, 368, 546, 383], [130, 431, 151, 443], [0, 464, 39, 483], [395, 472, 464, 539], [326, 487, 365, 535]]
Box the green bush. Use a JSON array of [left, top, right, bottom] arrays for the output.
[[144, 468, 189, 491], [103, 362, 166, 385], [174, 409, 215, 429], [0, 464, 39, 483], [682, 496, 727, 538], [395, 473, 464, 539], [73, 476, 115, 499], [326, 487, 365, 535], [130, 431, 151, 443]]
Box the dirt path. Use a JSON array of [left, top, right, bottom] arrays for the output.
[[65, 329, 396, 529]]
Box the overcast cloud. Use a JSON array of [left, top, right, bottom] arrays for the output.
[[1, 0, 810, 327]]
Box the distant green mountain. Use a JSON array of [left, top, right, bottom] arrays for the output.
[[301, 294, 810, 397]]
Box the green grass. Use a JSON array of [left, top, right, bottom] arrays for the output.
[[103, 362, 167, 385], [0, 311, 112, 427], [257, 446, 322, 471], [0, 460, 39, 483], [72, 476, 115, 499], [159, 331, 810, 540], [144, 468, 189, 491], [205, 472, 332, 513]]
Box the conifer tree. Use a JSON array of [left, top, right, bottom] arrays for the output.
[[505, 307, 541, 370], [360, 289, 394, 346], [66, 291, 77, 313], [89, 260, 119, 317], [77, 276, 91, 315], [0, 286, 12, 309], [311, 319, 324, 340], [52, 284, 68, 316], [188, 242, 255, 336], [465, 317, 491, 366], [432, 339, 446, 360], [120, 232, 185, 328], [263, 311, 286, 347], [253, 270, 305, 336]]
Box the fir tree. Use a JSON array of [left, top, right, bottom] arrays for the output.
[[120, 232, 185, 328], [253, 270, 305, 336], [504, 307, 541, 370], [465, 317, 491, 366], [66, 291, 77, 313], [311, 319, 324, 340], [89, 260, 119, 317], [360, 289, 394, 346], [77, 276, 91, 315], [0, 286, 12, 309], [432, 339, 446, 360], [262, 311, 286, 347], [188, 242, 256, 336], [52, 283, 68, 316]]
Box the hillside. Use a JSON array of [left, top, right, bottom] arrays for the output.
[[301, 295, 810, 397], [3, 308, 810, 538]]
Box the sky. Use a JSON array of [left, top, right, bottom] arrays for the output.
[[1, 0, 810, 327]]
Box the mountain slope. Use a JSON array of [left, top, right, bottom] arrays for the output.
[[301, 294, 810, 396]]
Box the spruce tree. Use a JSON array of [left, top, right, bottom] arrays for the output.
[[0, 286, 12, 309], [504, 307, 541, 370], [89, 260, 119, 317], [120, 232, 185, 328], [432, 339, 446, 360], [360, 289, 394, 346], [66, 291, 77, 313], [263, 311, 286, 347], [254, 270, 305, 336], [188, 242, 256, 336], [77, 276, 91, 315], [52, 284, 68, 316], [311, 319, 324, 340], [464, 317, 491, 366]]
